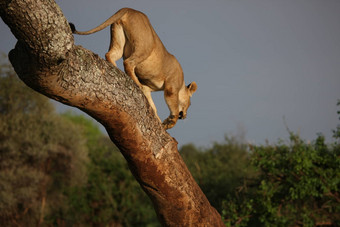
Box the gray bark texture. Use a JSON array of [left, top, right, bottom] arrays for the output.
[[0, 0, 224, 226]]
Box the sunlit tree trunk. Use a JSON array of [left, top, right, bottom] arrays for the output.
[[0, 0, 224, 226]]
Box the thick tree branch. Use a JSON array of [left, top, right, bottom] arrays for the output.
[[0, 0, 224, 226]]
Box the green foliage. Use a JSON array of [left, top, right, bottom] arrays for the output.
[[222, 133, 340, 226], [180, 135, 255, 213], [0, 58, 88, 225], [333, 100, 340, 141], [62, 111, 102, 149]]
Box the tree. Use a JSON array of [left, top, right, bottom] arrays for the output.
[[333, 100, 340, 142], [0, 59, 88, 226], [0, 1, 224, 225]]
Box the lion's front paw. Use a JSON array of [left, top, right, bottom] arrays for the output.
[[162, 115, 178, 130]]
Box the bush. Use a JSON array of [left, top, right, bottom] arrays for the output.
[[180, 135, 255, 213], [222, 133, 340, 226]]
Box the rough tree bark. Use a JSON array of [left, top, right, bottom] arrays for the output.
[[0, 0, 224, 226]]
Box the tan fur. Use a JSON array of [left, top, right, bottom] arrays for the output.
[[71, 8, 197, 129]]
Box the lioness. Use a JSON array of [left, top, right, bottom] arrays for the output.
[[70, 8, 197, 130]]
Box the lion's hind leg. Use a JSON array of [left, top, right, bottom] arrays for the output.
[[123, 51, 150, 88], [105, 23, 125, 67]]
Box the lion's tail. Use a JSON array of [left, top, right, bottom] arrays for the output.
[[70, 8, 130, 35]]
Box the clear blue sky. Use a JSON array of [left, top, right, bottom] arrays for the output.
[[1, 0, 340, 147]]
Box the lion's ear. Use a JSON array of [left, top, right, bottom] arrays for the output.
[[187, 82, 197, 96]]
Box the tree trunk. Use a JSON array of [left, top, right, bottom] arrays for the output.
[[0, 0, 224, 226]]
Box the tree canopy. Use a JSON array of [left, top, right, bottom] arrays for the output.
[[0, 58, 88, 225]]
